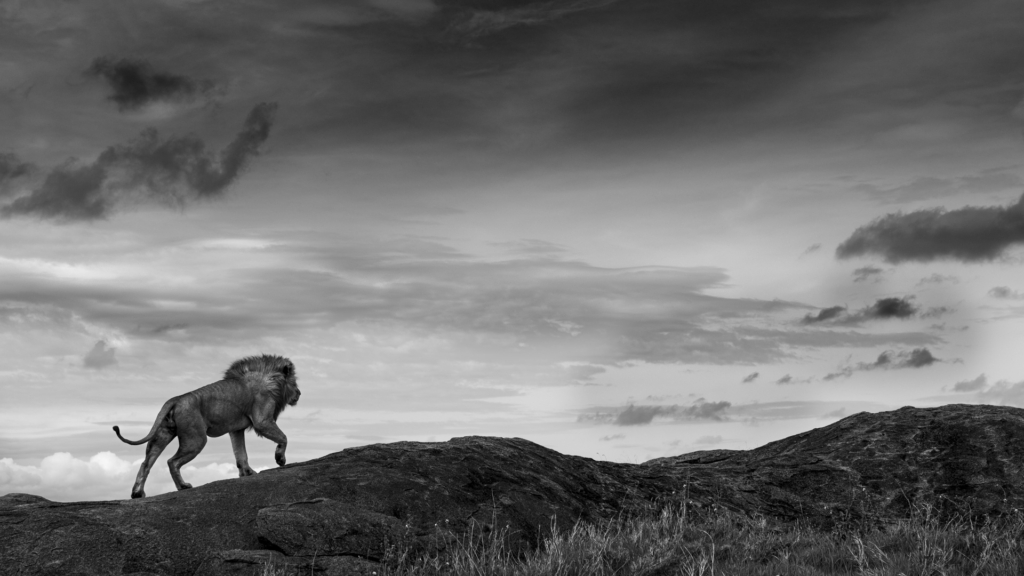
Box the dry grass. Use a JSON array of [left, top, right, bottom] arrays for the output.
[[261, 504, 1024, 576]]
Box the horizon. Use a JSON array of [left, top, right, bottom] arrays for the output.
[[3, 0, 1024, 502]]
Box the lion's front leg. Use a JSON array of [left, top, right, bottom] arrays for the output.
[[229, 430, 257, 476], [252, 420, 288, 467]]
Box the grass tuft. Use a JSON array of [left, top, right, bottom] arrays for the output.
[[261, 504, 1024, 576]]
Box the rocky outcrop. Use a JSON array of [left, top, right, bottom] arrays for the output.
[[3, 404, 1024, 575]]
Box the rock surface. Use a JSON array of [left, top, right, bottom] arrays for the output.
[[4, 404, 1024, 575]]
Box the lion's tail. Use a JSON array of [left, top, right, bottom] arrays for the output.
[[113, 399, 175, 445]]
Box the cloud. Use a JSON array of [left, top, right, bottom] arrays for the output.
[[852, 170, 1023, 204], [615, 404, 667, 425], [823, 347, 939, 379], [741, 371, 759, 383], [802, 243, 822, 255], [0, 153, 34, 196], [952, 374, 987, 392], [564, 363, 605, 383], [917, 274, 958, 286], [582, 399, 732, 426], [852, 266, 884, 283], [821, 408, 846, 419], [441, 0, 616, 42], [0, 452, 241, 501], [775, 374, 812, 385], [920, 306, 953, 319], [87, 57, 216, 112], [836, 193, 1024, 263], [83, 340, 117, 369], [0, 103, 278, 221], [693, 435, 722, 445], [974, 380, 1024, 406], [802, 297, 917, 325], [0, 236, 939, 370], [801, 305, 847, 324], [863, 297, 917, 319], [989, 286, 1024, 300]]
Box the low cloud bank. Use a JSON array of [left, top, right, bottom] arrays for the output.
[[0, 452, 241, 502]]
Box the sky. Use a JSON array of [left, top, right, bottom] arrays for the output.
[[3, 0, 1024, 501]]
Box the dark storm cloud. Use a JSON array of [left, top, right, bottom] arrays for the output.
[[864, 297, 917, 320], [823, 347, 939, 380], [0, 103, 277, 221], [989, 286, 1024, 300], [836, 193, 1024, 263], [87, 57, 215, 112], [852, 170, 1023, 204], [852, 266, 884, 283], [83, 340, 117, 369], [0, 153, 35, 196], [741, 372, 759, 383]]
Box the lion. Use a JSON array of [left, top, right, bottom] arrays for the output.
[[113, 354, 301, 499]]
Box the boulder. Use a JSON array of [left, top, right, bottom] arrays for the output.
[[3, 404, 1024, 575]]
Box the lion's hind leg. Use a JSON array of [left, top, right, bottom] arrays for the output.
[[167, 430, 207, 491], [131, 426, 175, 499]]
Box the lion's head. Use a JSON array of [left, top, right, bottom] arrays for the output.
[[224, 354, 301, 414]]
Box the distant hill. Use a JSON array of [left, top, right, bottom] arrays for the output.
[[3, 404, 1023, 575]]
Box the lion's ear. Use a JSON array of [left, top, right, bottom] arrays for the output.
[[281, 362, 294, 378]]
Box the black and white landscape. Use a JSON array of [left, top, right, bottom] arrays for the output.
[[2, 0, 1024, 502]]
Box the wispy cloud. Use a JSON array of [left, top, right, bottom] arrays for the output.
[[0, 103, 277, 221], [86, 57, 217, 112], [442, 0, 616, 43], [741, 371, 759, 383], [836, 193, 1024, 263], [802, 297, 917, 325], [852, 266, 884, 283], [592, 399, 733, 426], [917, 274, 958, 286], [801, 305, 847, 324], [0, 236, 942, 371], [823, 347, 939, 380], [851, 169, 1022, 204]]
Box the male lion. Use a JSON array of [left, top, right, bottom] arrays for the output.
[[113, 354, 301, 499]]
